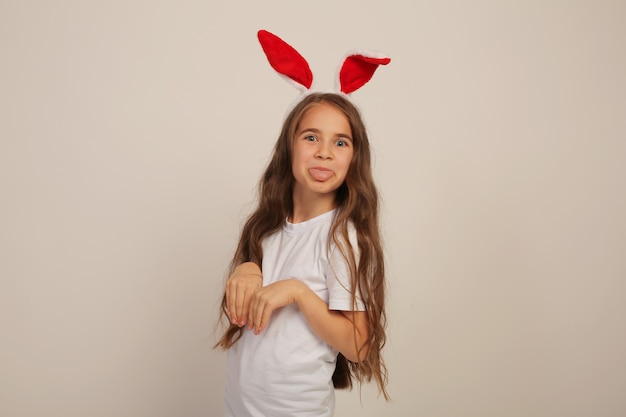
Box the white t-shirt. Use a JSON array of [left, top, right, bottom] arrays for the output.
[[224, 209, 364, 417]]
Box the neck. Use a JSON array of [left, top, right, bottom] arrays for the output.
[[290, 189, 336, 223]]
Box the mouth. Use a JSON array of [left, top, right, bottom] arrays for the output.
[[308, 167, 334, 181]]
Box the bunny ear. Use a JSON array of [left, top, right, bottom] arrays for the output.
[[257, 30, 313, 91], [338, 51, 391, 94]]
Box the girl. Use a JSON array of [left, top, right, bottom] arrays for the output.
[[216, 31, 390, 417]]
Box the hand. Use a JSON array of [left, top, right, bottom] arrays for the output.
[[248, 279, 306, 335], [226, 262, 263, 327]]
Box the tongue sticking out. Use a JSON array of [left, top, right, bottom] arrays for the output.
[[309, 168, 334, 181]]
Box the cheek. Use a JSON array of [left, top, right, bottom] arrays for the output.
[[342, 153, 354, 171], [292, 150, 305, 167], [291, 150, 309, 174]]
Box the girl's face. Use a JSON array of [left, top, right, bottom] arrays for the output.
[[291, 103, 354, 204]]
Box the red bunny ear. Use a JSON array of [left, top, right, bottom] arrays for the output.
[[338, 52, 391, 94], [257, 30, 313, 91]]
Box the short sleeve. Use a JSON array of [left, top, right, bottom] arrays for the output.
[[326, 223, 366, 311]]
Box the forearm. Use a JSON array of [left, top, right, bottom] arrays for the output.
[[294, 281, 368, 363]]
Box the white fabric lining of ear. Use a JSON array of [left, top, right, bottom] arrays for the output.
[[276, 73, 311, 94]]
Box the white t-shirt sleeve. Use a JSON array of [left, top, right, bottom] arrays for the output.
[[326, 223, 366, 311]]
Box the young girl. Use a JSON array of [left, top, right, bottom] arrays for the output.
[[216, 31, 390, 417]]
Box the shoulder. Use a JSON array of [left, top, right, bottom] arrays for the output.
[[327, 218, 360, 265]]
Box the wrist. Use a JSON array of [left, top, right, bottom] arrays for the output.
[[238, 262, 262, 275], [291, 279, 308, 305]]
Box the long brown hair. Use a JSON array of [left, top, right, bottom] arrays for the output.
[[215, 93, 389, 399]]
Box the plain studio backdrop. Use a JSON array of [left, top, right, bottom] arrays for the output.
[[1, 1, 625, 416]]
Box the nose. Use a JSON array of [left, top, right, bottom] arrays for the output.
[[315, 141, 332, 160]]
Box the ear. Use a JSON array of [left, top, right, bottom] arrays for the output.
[[338, 51, 391, 95], [257, 30, 313, 92]]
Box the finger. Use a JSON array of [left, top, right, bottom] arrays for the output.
[[250, 291, 265, 333], [240, 290, 254, 328], [248, 291, 259, 331], [234, 284, 248, 327], [256, 304, 271, 335], [253, 294, 270, 335], [227, 280, 238, 324], [254, 303, 266, 335], [225, 285, 231, 320]]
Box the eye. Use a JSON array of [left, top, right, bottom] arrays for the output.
[[304, 134, 317, 142], [335, 139, 349, 147]]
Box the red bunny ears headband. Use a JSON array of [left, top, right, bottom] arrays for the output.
[[257, 29, 390, 103]]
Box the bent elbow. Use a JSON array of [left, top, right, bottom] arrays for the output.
[[343, 342, 368, 363]]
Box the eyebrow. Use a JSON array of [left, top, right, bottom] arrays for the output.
[[297, 127, 353, 141]]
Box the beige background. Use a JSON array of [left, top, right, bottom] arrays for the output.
[[1, 1, 625, 416]]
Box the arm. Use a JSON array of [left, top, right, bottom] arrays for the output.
[[248, 279, 369, 363]]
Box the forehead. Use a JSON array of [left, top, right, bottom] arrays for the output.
[[297, 103, 352, 134]]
